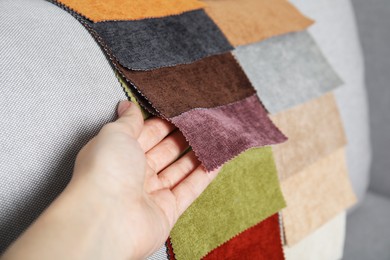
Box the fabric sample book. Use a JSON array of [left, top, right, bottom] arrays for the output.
[[203, 0, 313, 46], [203, 214, 284, 260], [284, 212, 346, 260], [90, 10, 233, 70], [281, 148, 356, 245], [234, 31, 343, 114], [170, 147, 286, 260], [57, 0, 205, 22], [271, 93, 347, 181]]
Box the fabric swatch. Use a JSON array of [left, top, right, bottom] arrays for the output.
[[90, 10, 233, 70], [203, 214, 284, 260], [281, 148, 356, 245], [289, 0, 371, 204], [167, 238, 176, 260], [170, 147, 286, 260], [203, 0, 313, 46], [234, 31, 343, 114], [117, 53, 255, 118], [170, 95, 287, 171], [271, 93, 347, 181], [116, 74, 151, 119], [56, 0, 205, 22], [284, 212, 346, 260]]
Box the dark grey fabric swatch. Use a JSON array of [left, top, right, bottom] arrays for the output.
[[90, 10, 233, 70]]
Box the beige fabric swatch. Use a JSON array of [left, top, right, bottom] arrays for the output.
[[271, 93, 347, 181], [203, 0, 313, 46], [284, 212, 346, 260], [281, 148, 356, 245]]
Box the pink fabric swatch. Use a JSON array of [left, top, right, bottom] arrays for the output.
[[170, 94, 287, 171]]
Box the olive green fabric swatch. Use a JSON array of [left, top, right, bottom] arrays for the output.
[[170, 147, 286, 260], [116, 73, 150, 119]]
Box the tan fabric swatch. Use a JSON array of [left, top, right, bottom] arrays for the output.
[[203, 0, 314, 46], [281, 148, 356, 245], [271, 93, 347, 181]]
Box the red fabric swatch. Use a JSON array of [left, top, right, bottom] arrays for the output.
[[166, 237, 176, 260], [203, 214, 285, 260]]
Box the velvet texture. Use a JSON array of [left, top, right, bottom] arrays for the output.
[[116, 74, 150, 119], [234, 31, 343, 114], [203, 214, 284, 260], [271, 93, 347, 181], [90, 10, 233, 70], [170, 95, 287, 170], [284, 212, 346, 260], [117, 53, 255, 118], [170, 147, 286, 260], [203, 0, 313, 46], [57, 0, 205, 22], [281, 148, 356, 245]]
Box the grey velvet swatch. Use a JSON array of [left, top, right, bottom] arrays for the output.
[[90, 10, 233, 70], [234, 31, 343, 114], [0, 0, 127, 254]]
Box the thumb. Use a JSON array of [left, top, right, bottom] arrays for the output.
[[114, 100, 144, 139]]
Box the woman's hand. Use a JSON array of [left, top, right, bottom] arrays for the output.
[[3, 101, 219, 260]]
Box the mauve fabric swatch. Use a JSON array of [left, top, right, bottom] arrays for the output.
[[271, 93, 347, 181], [234, 31, 343, 114], [281, 148, 356, 246], [57, 0, 205, 22], [170, 94, 287, 171], [117, 53, 255, 118], [170, 147, 286, 260], [90, 10, 233, 70], [203, 0, 313, 46], [203, 214, 284, 260]]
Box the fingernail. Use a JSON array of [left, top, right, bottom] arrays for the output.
[[118, 100, 132, 116]]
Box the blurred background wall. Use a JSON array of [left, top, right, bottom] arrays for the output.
[[351, 0, 390, 196]]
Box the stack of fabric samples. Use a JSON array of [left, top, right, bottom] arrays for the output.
[[49, 0, 357, 259]]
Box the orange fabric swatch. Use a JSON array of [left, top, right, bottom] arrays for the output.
[[203, 0, 314, 46], [281, 148, 357, 245], [57, 0, 205, 22]]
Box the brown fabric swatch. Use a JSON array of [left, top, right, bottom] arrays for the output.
[[117, 53, 256, 118], [281, 148, 357, 245], [203, 0, 314, 46], [271, 93, 347, 181]]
